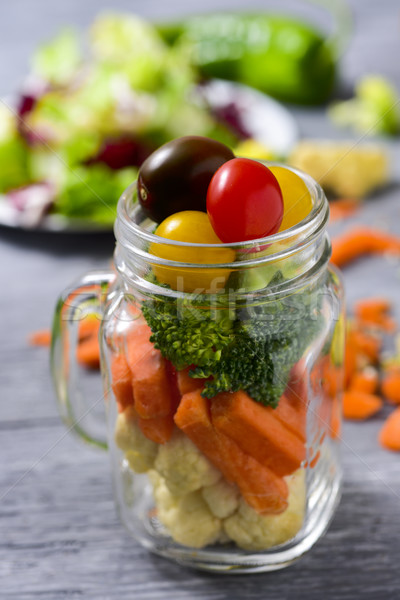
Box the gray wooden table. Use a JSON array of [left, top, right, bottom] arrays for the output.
[[1, 1, 400, 598]]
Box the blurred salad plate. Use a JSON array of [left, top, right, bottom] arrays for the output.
[[0, 13, 298, 233]]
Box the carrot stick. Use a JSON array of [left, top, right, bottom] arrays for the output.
[[175, 390, 289, 515], [28, 329, 51, 346], [379, 407, 400, 451], [210, 391, 306, 477], [381, 368, 400, 404], [349, 368, 379, 395], [282, 360, 308, 440], [111, 354, 134, 412], [342, 390, 383, 420], [138, 414, 175, 444], [127, 324, 175, 419], [273, 394, 307, 442], [177, 367, 207, 396], [331, 227, 400, 268]]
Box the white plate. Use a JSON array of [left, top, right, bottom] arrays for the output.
[[0, 80, 298, 233], [201, 79, 298, 158]]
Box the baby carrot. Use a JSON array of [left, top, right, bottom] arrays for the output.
[[379, 407, 400, 451], [342, 390, 383, 420]]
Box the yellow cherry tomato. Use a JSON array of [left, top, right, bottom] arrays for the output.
[[150, 211, 235, 292], [269, 166, 313, 232]]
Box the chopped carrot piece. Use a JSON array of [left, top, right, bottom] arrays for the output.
[[331, 227, 400, 268], [175, 390, 288, 514], [344, 338, 359, 387], [111, 354, 134, 412], [379, 407, 400, 451], [211, 391, 306, 477], [78, 316, 100, 342], [381, 368, 400, 404], [349, 368, 379, 395], [329, 198, 360, 222], [354, 298, 391, 319], [342, 391, 383, 420], [28, 329, 51, 346], [354, 298, 396, 332], [76, 336, 100, 370], [348, 327, 382, 364]]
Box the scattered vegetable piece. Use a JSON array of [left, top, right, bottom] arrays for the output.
[[379, 407, 400, 451], [76, 336, 101, 370], [381, 368, 400, 404], [354, 298, 396, 333], [331, 227, 400, 268], [342, 390, 383, 420], [29, 329, 51, 346], [289, 141, 389, 198], [329, 198, 360, 222], [349, 368, 379, 395]]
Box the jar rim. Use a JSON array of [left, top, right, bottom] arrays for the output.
[[114, 161, 330, 292], [115, 162, 328, 255]]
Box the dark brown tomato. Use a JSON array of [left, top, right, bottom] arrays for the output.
[[137, 136, 235, 223]]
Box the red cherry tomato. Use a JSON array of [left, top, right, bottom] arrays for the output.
[[206, 158, 284, 243]]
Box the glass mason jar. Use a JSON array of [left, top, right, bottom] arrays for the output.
[[51, 164, 344, 573]]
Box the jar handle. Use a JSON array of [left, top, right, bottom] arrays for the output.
[[50, 270, 115, 450]]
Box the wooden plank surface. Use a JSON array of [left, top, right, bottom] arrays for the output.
[[1, 1, 400, 598]]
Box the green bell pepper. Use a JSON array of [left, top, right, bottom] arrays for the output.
[[157, 13, 338, 105]]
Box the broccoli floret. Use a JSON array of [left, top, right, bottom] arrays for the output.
[[141, 293, 234, 370], [141, 276, 323, 407]]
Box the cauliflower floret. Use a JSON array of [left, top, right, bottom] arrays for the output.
[[114, 408, 158, 473], [154, 430, 220, 496], [152, 474, 222, 548], [223, 469, 306, 551], [202, 479, 239, 519]]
